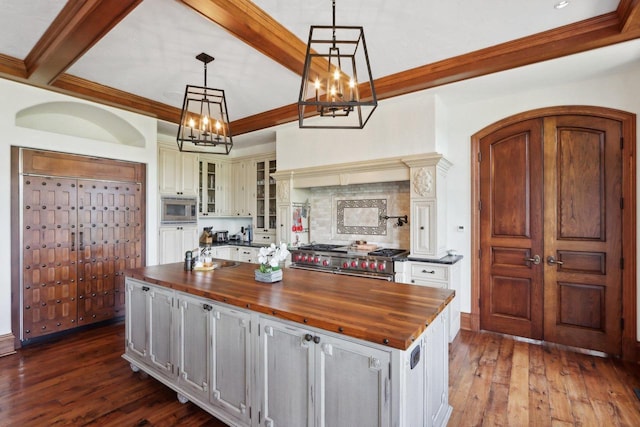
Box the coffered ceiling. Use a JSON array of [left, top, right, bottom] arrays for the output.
[[1, 0, 639, 148]]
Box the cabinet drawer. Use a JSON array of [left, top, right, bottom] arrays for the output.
[[410, 263, 448, 281], [409, 278, 447, 289]]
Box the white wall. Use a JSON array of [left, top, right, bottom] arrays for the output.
[[277, 50, 640, 337], [0, 78, 160, 337]]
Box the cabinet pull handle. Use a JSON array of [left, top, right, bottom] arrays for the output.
[[71, 232, 75, 251], [79, 232, 84, 251], [142, 286, 150, 292], [422, 269, 436, 274], [203, 303, 212, 311]]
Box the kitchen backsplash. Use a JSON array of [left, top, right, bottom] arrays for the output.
[[309, 181, 410, 248]]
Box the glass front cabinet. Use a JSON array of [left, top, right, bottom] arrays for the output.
[[199, 158, 231, 217], [254, 158, 276, 243]]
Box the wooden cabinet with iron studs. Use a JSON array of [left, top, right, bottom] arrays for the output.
[[15, 148, 146, 343]]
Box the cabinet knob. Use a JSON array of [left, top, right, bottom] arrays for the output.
[[304, 333, 313, 342], [313, 336, 321, 344], [420, 226, 425, 230]]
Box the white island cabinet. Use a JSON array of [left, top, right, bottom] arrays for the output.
[[259, 317, 391, 427], [123, 272, 452, 427]]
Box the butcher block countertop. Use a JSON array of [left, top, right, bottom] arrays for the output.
[[125, 261, 455, 350]]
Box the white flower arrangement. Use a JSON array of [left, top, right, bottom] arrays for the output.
[[258, 243, 290, 273]]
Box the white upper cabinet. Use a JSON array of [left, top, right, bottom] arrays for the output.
[[199, 158, 232, 217], [159, 146, 199, 197]]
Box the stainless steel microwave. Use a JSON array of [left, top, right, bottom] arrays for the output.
[[161, 197, 197, 224]]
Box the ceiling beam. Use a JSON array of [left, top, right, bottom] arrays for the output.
[[179, 0, 306, 75], [24, 0, 142, 85], [52, 74, 181, 123], [618, 0, 640, 32], [179, 0, 328, 78]]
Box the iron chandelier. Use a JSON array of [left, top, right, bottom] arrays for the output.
[[177, 52, 232, 154], [298, 0, 377, 129]]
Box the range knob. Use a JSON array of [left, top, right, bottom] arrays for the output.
[[350, 260, 357, 268], [314, 256, 321, 264], [323, 259, 330, 266], [369, 261, 377, 269], [378, 262, 386, 271], [302, 255, 309, 262], [294, 254, 302, 262], [361, 260, 368, 269], [343, 261, 349, 268]]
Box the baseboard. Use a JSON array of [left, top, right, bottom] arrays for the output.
[[0, 333, 16, 357], [460, 313, 472, 331]]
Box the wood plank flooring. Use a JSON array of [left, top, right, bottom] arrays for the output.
[[1, 322, 640, 426]]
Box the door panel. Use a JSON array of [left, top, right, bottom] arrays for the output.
[[22, 176, 78, 338], [543, 115, 622, 354], [480, 119, 544, 339]]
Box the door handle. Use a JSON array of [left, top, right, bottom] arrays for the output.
[[524, 255, 541, 265], [547, 256, 564, 266]]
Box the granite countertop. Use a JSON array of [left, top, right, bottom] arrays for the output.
[[125, 262, 454, 350], [399, 254, 464, 265]]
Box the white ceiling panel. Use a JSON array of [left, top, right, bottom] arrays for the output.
[[0, 0, 66, 59]]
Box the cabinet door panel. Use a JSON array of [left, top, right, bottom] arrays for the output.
[[261, 319, 313, 427], [318, 336, 391, 427], [178, 295, 211, 399], [125, 279, 148, 358], [411, 200, 436, 257], [149, 287, 174, 374], [211, 306, 251, 424], [22, 176, 78, 338]]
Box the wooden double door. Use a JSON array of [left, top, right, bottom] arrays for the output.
[[478, 113, 623, 355]]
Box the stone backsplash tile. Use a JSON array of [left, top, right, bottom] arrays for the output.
[[309, 181, 410, 249]]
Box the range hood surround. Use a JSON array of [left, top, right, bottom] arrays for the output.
[[271, 153, 447, 188]]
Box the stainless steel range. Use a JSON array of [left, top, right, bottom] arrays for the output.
[[289, 244, 408, 281]]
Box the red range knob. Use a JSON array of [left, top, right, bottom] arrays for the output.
[[351, 260, 357, 268], [323, 259, 329, 266], [342, 261, 348, 268], [302, 255, 308, 262], [361, 261, 368, 269], [369, 262, 376, 269], [314, 256, 320, 264], [294, 254, 301, 261], [378, 263, 386, 271]]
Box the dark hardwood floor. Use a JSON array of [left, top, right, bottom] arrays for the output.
[[1, 322, 640, 426]]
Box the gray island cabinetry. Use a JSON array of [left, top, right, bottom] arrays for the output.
[[123, 262, 454, 427]]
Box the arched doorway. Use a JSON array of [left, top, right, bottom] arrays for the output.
[[470, 106, 636, 359]]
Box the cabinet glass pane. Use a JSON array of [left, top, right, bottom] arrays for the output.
[[256, 161, 266, 228], [198, 162, 204, 213], [207, 163, 216, 213], [268, 160, 276, 229]]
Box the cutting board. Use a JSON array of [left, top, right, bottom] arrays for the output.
[[354, 244, 378, 251]]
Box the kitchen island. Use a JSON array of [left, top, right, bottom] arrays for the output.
[[124, 261, 454, 427]]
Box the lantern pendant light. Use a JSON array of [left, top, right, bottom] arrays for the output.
[[177, 52, 233, 154]]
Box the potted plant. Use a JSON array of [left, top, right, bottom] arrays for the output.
[[255, 243, 290, 283]]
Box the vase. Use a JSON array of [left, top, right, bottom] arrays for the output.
[[254, 268, 283, 283]]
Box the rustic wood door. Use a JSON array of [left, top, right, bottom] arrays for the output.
[[479, 114, 623, 354], [77, 180, 143, 325], [22, 176, 78, 338], [479, 118, 545, 340], [541, 115, 622, 353]]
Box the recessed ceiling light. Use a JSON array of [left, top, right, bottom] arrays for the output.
[[554, 1, 570, 9]]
